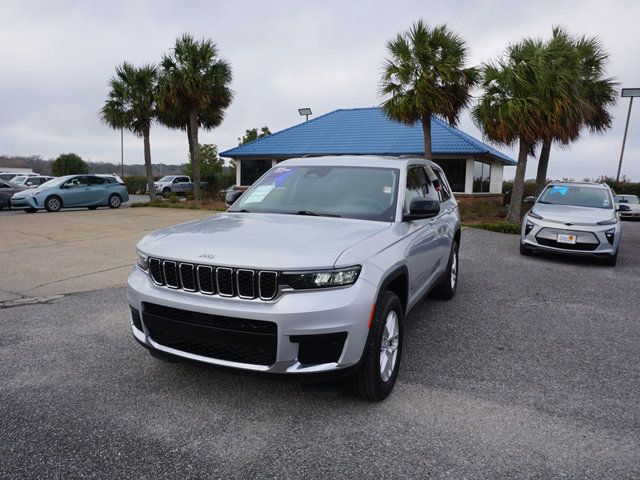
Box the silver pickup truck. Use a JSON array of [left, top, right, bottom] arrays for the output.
[[151, 175, 208, 196], [128, 156, 461, 401]]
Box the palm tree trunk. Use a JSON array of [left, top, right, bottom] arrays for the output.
[[422, 115, 432, 160], [535, 137, 552, 194], [188, 109, 201, 200], [506, 137, 531, 224], [143, 127, 155, 201]]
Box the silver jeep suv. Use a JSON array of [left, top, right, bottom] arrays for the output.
[[127, 156, 461, 401]]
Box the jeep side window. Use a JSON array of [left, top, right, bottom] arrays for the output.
[[433, 169, 451, 202], [405, 166, 429, 211]]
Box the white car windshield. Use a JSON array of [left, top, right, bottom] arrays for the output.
[[229, 165, 400, 222], [158, 176, 174, 182], [539, 185, 613, 209], [11, 176, 28, 185], [616, 195, 639, 204]]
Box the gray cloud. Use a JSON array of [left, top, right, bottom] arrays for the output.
[[1, 0, 639, 180]]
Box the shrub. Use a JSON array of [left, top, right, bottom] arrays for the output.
[[502, 180, 537, 205], [123, 176, 150, 195], [168, 193, 179, 203], [470, 222, 521, 234], [597, 176, 640, 197]]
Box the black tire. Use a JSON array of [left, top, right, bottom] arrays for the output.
[[351, 291, 403, 402], [108, 194, 122, 209], [25, 208, 37, 213], [162, 188, 171, 198], [602, 251, 618, 267], [88, 206, 98, 210], [44, 196, 62, 212], [431, 240, 459, 300], [520, 242, 533, 256]]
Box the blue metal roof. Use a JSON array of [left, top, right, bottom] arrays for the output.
[[221, 107, 515, 165]]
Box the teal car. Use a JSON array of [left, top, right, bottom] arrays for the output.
[[10, 174, 129, 213]]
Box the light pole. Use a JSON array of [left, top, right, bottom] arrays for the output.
[[298, 107, 312, 122], [120, 128, 124, 178], [617, 88, 640, 181]]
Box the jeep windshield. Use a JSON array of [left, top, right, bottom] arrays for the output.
[[538, 185, 613, 209], [229, 165, 400, 222]]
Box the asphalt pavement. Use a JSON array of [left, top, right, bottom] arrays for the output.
[[1, 222, 639, 479]]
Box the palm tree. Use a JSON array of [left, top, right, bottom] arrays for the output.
[[157, 34, 233, 199], [379, 20, 479, 159], [534, 28, 617, 193], [473, 39, 545, 223], [100, 62, 158, 200]]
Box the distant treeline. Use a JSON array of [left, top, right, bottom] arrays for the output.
[[0, 155, 186, 177]]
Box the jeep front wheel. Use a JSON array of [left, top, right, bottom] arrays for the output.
[[352, 291, 403, 402]]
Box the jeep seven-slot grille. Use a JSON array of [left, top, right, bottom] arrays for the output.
[[148, 257, 278, 300]]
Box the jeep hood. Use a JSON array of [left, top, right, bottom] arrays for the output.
[[531, 204, 616, 225], [138, 212, 391, 270]]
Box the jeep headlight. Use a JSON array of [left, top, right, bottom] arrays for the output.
[[281, 266, 361, 289], [136, 252, 148, 272]]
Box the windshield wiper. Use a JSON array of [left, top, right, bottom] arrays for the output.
[[295, 210, 341, 218]]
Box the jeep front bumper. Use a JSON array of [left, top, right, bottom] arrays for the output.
[[126, 268, 377, 375]]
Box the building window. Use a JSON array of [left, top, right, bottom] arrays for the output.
[[240, 159, 272, 185], [433, 159, 465, 193], [473, 161, 491, 193]]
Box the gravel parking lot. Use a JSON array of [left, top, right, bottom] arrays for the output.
[[1, 220, 639, 479]]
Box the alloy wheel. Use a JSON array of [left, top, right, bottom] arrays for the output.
[[379, 310, 400, 382], [450, 250, 458, 289]]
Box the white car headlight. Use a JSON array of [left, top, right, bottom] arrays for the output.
[[136, 252, 148, 272]]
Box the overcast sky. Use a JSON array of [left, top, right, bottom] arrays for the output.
[[1, 0, 639, 180]]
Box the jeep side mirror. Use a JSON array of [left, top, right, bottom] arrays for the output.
[[225, 189, 244, 206], [617, 204, 631, 212], [403, 198, 440, 221], [523, 196, 536, 204]]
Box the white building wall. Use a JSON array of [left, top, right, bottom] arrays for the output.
[[489, 162, 504, 194], [464, 159, 474, 193]]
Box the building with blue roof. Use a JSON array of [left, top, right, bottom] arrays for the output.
[[220, 107, 514, 197]]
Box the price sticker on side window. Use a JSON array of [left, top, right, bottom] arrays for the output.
[[557, 234, 577, 244]]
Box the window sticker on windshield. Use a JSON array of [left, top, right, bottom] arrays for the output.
[[261, 166, 296, 187], [243, 185, 274, 203], [550, 186, 568, 196], [383, 186, 392, 194]]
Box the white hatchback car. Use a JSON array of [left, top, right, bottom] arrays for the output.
[[520, 182, 627, 266], [614, 194, 640, 220]]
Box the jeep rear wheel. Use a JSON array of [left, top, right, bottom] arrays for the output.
[[431, 240, 459, 300], [352, 291, 403, 402]]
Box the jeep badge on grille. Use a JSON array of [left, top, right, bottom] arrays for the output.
[[199, 253, 215, 260]]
